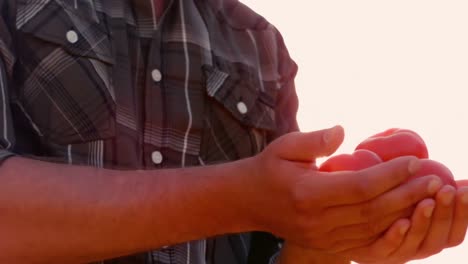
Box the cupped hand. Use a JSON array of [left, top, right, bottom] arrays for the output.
[[245, 126, 443, 252]]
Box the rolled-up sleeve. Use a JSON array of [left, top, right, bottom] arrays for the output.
[[0, 63, 16, 161], [268, 28, 300, 142], [0, 0, 18, 163]]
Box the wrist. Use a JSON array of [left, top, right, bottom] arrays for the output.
[[134, 158, 260, 246], [230, 155, 268, 231], [179, 157, 260, 234], [217, 156, 261, 232]]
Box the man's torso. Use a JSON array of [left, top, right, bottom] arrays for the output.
[[0, 0, 297, 263]]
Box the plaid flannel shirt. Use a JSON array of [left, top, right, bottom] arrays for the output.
[[0, 0, 299, 263]]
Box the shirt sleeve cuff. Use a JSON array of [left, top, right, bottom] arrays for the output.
[[0, 149, 16, 164], [269, 250, 281, 264]]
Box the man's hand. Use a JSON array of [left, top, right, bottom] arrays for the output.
[[278, 185, 468, 264], [367, 185, 468, 264], [244, 126, 443, 252], [278, 243, 351, 264], [277, 197, 432, 264]]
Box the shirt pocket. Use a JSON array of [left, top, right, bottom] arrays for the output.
[[14, 0, 116, 145], [201, 64, 278, 161]]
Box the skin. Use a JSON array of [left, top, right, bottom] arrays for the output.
[[286, 131, 464, 263], [279, 156, 468, 262], [280, 186, 468, 264], [0, 126, 446, 263]]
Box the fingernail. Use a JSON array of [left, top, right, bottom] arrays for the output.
[[460, 188, 468, 204], [427, 178, 443, 194], [408, 158, 421, 175], [441, 189, 455, 206], [323, 125, 340, 143], [399, 222, 410, 235], [442, 193, 455, 206], [424, 205, 435, 218]]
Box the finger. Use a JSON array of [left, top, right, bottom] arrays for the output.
[[365, 219, 411, 258], [327, 235, 378, 254], [316, 156, 421, 205], [388, 198, 435, 259], [447, 187, 468, 247], [322, 175, 441, 226], [362, 175, 441, 222], [343, 199, 435, 264], [330, 216, 412, 255], [340, 219, 411, 263], [326, 207, 414, 241], [273, 125, 344, 162], [457, 180, 468, 188], [418, 185, 456, 257]]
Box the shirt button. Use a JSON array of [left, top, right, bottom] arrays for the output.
[[237, 101, 248, 114], [151, 69, 162, 82], [151, 151, 163, 165], [66, 30, 79, 44]]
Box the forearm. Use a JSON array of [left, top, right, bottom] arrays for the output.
[[0, 156, 256, 263]]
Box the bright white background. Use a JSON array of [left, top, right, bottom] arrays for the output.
[[241, 1, 468, 263]]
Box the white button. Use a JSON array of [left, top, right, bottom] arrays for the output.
[[66, 30, 79, 44], [151, 151, 163, 165], [237, 101, 248, 114], [151, 69, 162, 82]]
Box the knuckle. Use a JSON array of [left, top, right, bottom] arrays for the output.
[[352, 173, 373, 200]]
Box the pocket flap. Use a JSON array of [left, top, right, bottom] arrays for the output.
[[204, 65, 276, 131], [16, 0, 114, 65]]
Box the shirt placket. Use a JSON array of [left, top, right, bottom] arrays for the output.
[[97, 1, 144, 169], [143, 28, 165, 168]]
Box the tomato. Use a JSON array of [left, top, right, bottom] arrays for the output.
[[457, 180, 468, 188], [410, 159, 456, 187], [355, 128, 454, 186], [355, 128, 429, 161], [319, 149, 383, 172]]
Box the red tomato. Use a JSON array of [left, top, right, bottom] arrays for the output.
[[365, 128, 423, 140], [410, 159, 456, 187], [355, 128, 429, 161], [457, 180, 468, 188], [319, 149, 383, 172]]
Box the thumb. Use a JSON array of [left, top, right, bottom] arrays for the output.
[[273, 125, 344, 162]]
